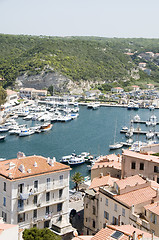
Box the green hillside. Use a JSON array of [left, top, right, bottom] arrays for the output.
[[0, 34, 159, 91]]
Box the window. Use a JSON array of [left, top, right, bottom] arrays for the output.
[[3, 197, 6, 207], [114, 203, 117, 212], [46, 192, 50, 202], [151, 213, 157, 224], [3, 182, 6, 191], [33, 195, 37, 205], [18, 199, 24, 211], [106, 198, 108, 206], [2, 211, 7, 222], [140, 163, 144, 170], [59, 189, 63, 198], [46, 178, 50, 189], [113, 216, 118, 225], [93, 220, 95, 228], [59, 175, 63, 184], [122, 208, 125, 217], [86, 204, 88, 208], [104, 211, 109, 220], [53, 179, 55, 185], [57, 203, 62, 212], [154, 166, 159, 173], [18, 213, 25, 223], [86, 218, 88, 222], [33, 209, 37, 219], [131, 162, 136, 169], [93, 206, 96, 215], [46, 206, 50, 214], [18, 183, 24, 193], [34, 180, 38, 189]]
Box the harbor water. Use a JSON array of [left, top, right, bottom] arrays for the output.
[[1, 106, 159, 188]]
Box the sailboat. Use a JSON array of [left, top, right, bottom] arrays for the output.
[[109, 121, 123, 150]]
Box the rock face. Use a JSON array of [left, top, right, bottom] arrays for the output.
[[16, 71, 70, 93]]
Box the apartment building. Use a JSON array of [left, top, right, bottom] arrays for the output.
[[98, 175, 159, 235], [91, 154, 121, 180], [122, 149, 159, 183], [73, 224, 158, 240], [84, 174, 118, 235], [0, 153, 73, 237]]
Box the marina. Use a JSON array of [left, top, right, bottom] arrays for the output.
[[1, 104, 159, 186]]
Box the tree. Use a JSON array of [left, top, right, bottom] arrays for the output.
[[72, 172, 84, 191], [23, 228, 61, 240], [0, 87, 7, 106], [48, 85, 54, 96]]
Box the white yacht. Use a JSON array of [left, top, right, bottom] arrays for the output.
[[133, 114, 140, 122], [19, 129, 35, 137], [109, 142, 123, 150]]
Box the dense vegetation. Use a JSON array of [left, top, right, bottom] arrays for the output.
[[1, 34, 159, 91], [23, 227, 61, 240], [0, 86, 7, 106]]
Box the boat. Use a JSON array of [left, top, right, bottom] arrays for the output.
[[133, 115, 140, 122], [87, 103, 93, 108], [60, 155, 73, 163], [133, 104, 139, 110], [68, 156, 85, 166], [146, 121, 151, 126], [130, 141, 147, 152], [19, 129, 35, 137], [109, 120, 123, 150], [122, 126, 128, 131], [0, 135, 6, 141], [40, 123, 52, 132], [149, 105, 155, 110], [125, 129, 133, 138], [121, 138, 133, 147], [92, 102, 100, 110], [146, 130, 154, 139], [0, 127, 9, 132]]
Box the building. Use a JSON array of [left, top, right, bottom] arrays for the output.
[[121, 149, 159, 183], [98, 175, 159, 235], [73, 224, 158, 240], [83, 174, 118, 235], [91, 154, 121, 181], [147, 84, 154, 89], [131, 85, 140, 91], [0, 220, 19, 240], [6, 89, 18, 105], [20, 88, 47, 99], [0, 152, 73, 237], [111, 87, 124, 93], [139, 62, 147, 68]]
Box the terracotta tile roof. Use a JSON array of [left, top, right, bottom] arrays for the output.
[[73, 237, 92, 240], [122, 149, 159, 163], [6, 89, 17, 96], [89, 175, 118, 190], [0, 155, 70, 180], [0, 223, 17, 230], [115, 186, 156, 207], [108, 225, 153, 239], [115, 175, 146, 190], [144, 202, 159, 215], [92, 154, 121, 170], [91, 227, 127, 240]]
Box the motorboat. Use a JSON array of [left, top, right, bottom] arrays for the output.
[[92, 102, 100, 110], [40, 123, 52, 132], [146, 121, 151, 126], [0, 126, 9, 132], [60, 155, 74, 163], [133, 104, 139, 110], [121, 138, 133, 147], [130, 141, 147, 152], [19, 129, 35, 137], [0, 135, 6, 141], [122, 126, 128, 131], [68, 156, 85, 166], [125, 129, 133, 138], [149, 105, 155, 110]]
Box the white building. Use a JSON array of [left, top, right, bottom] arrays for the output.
[[6, 89, 18, 105], [0, 220, 19, 240], [0, 153, 73, 237]]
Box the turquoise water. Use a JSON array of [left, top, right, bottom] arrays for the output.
[[1, 106, 159, 187]]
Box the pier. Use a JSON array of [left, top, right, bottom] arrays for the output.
[[120, 129, 159, 136]]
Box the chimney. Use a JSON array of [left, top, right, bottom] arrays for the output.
[[34, 161, 37, 167], [133, 231, 136, 240], [100, 172, 103, 178], [118, 215, 121, 226], [131, 205, 135, 214]]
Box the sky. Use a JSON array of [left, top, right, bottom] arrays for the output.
[[0, 0, 159, 38]]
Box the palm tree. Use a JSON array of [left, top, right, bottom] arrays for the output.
[[72, 172, 84, 191]]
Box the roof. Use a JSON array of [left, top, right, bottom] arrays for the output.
[[6, 89, 17, 96], [20, 88, 35, 92], [114, 87, 123, 90], [89, 175, 118, 190], [115, 186, 156, 207], [0, 223, 17, 231], [144, 202, 159, 215], [73, 237, 92, 240], [131, 85, 139, 88], [122, 149, 159, 164], [115, 175, 146, 190], [107, 225, 153, 239], [92, 154, 121, 170], [0, 155, 70, 180]]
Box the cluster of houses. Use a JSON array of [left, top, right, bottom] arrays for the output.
[[78, 143, 159, 240], [2, 144, 159, 239]]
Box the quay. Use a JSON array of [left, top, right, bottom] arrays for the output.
[[120, 129, 159, 135], [133, 120, 159, 125]]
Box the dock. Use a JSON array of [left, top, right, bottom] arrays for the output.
[[133, 120, 159, 125], [120, 129, 159, 136]]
